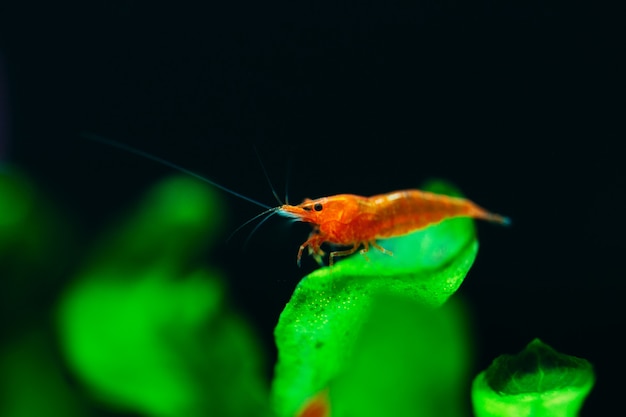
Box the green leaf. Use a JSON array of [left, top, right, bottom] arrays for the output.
[[329, 294, 470, 417], [472, 338, 595, 417], [56, 176, 271, 417], [271, 180, 479, 417]]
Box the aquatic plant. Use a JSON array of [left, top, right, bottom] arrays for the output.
[[0, 168, 594, 417]]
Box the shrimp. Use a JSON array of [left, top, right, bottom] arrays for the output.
[[278, 190, 510, 266], [87, 135, 510, 267]]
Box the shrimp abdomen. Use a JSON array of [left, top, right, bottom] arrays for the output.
[[369, 190, 509, 238]]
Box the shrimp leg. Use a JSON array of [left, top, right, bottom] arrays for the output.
[[297, 233, 326, 267], [328, 243, 360, 267], [370, 241, 393, 257], [329, 240, 393, 266]]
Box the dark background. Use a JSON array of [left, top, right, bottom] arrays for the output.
[[1, 0, 623, 415]]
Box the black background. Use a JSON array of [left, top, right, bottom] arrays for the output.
[[1, 1, 623, 415]]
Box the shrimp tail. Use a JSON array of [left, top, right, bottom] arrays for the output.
[[482, 212, 512, 226]]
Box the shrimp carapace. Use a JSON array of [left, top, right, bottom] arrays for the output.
[[278, 190, 510, 266]]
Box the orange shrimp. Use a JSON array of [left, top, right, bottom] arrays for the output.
[[278, 190, 510, 266], [88, 135, 510, 267]]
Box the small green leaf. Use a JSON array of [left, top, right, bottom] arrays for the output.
[[472, 339, 595, 417]]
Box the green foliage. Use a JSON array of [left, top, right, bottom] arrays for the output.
[[472, 339, 595, 417], [0, 167, 68, 292], [329, 294, 470, 417], [0, 330, 86, 417], [54, 176, 271, 417], [1, 167, 85, 417], [1, 166, 596, 417]]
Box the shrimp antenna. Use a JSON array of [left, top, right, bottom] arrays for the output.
[[242, 209, 279, 251], [225, 207, 278, 243], [253, 146, 283, 206], [84, 133, 272, 210], [284, 152, 292, 205]]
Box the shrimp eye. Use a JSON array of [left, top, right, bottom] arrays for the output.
[[314, 203, 323, 211]]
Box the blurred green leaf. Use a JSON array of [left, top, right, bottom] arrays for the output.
[[329, 294, 470, 417], [0, 330, 87, 417], [56, 176, 271, 417], [0, 167, 71, 338]]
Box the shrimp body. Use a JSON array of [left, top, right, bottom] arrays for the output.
[[279, 190, 510, 266], [87, 135, 509, 268]]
